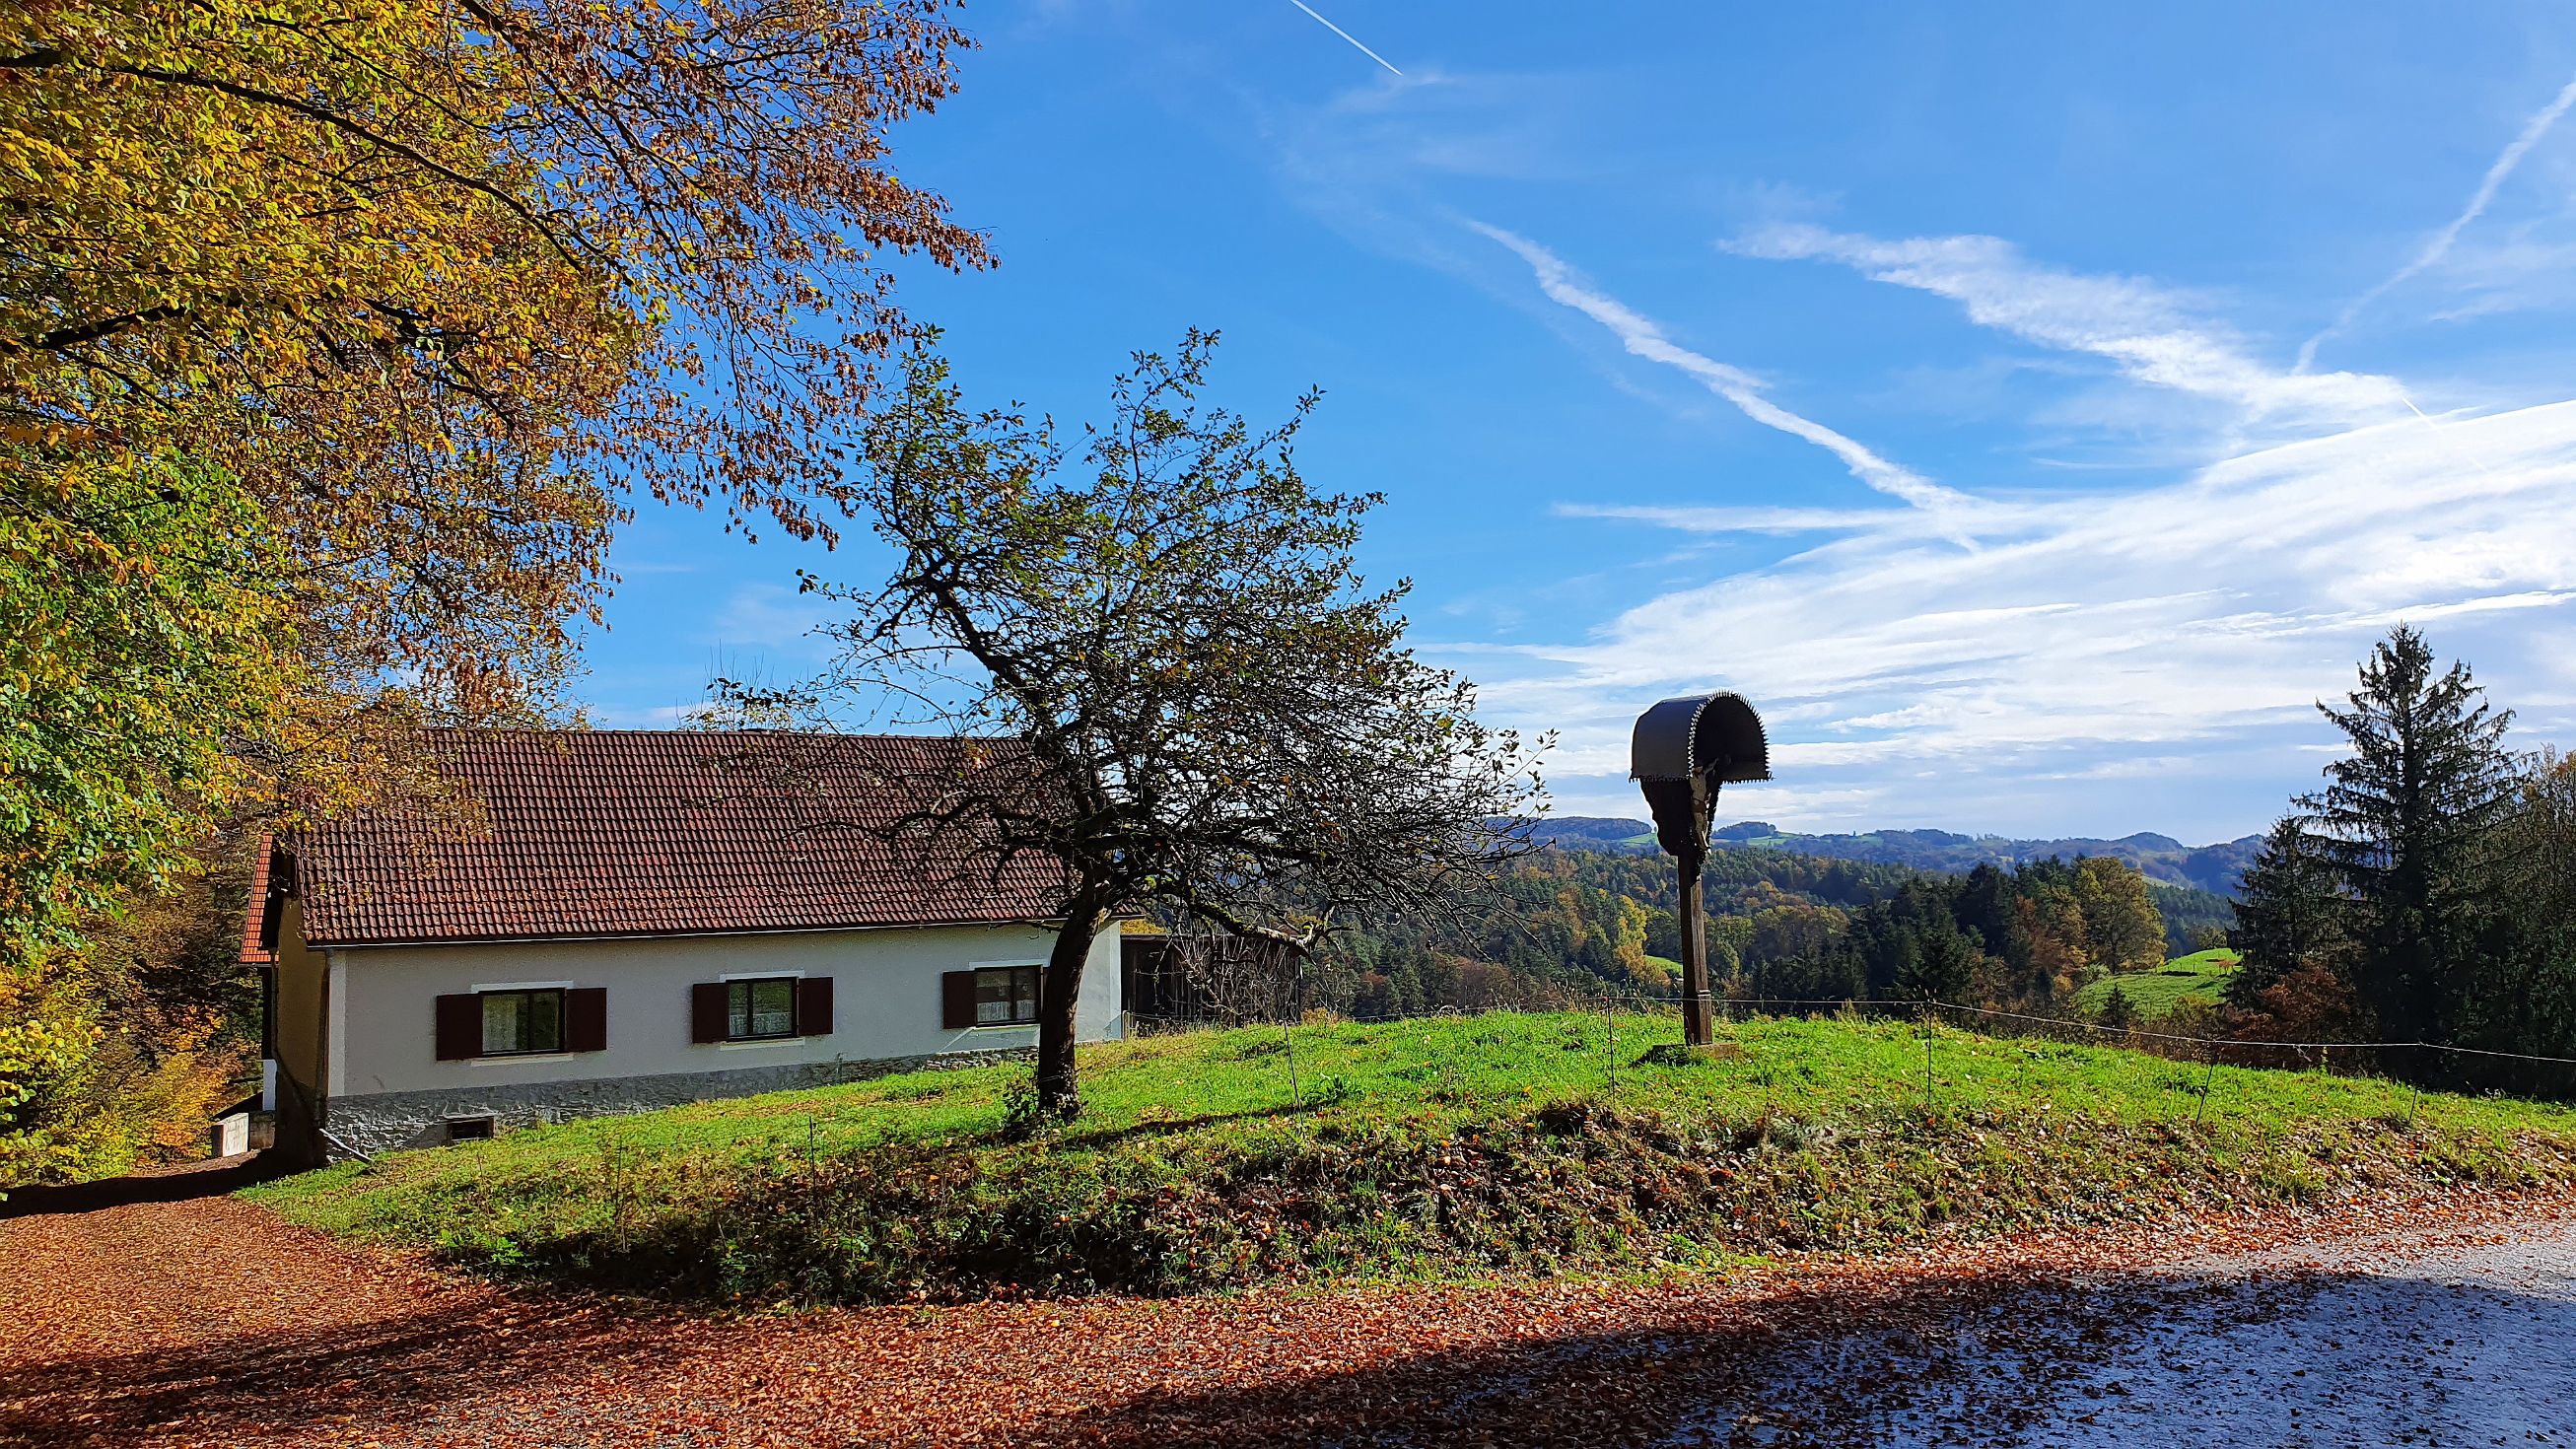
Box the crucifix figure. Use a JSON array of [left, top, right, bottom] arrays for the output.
[[1629, 691, 1771, 1047]]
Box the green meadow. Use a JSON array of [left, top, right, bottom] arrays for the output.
[[2074, 948, 2242, 1018], [249, 1008, 2576, 1306]]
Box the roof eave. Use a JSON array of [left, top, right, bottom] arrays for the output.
[[308, 913, 1120, 951]]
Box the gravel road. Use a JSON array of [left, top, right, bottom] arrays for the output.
[[1994, 1219, 2576, 1446], [4, 1158, 2570, 1448], [1704, 1213, 2576, 1446]]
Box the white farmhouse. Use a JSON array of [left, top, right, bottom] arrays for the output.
[[243, 729, 1124, 1159]]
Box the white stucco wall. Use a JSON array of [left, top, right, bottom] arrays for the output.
[[325, 923, 1123, 1098]]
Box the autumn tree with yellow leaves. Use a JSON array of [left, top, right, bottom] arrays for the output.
[[1, 0, 989, 1178]]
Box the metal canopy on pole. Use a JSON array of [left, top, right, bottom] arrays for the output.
[[1629, 691, 1771, 1048]]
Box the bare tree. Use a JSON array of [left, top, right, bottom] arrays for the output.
[[742, 333, 1546, 1117]]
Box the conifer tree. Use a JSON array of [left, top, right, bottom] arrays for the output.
[[2300, 626, 2515, 1042], [1895, 924, 1978, 1004], [2226, 814, 2348, 1008]]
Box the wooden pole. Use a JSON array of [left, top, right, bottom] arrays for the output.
[[1605, 981, 1617, 1089], [1678, 844, 1715, 1047]]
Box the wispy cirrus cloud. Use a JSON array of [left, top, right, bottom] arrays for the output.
[[1458, 238, 2576, 831], [1496, 400, 2576, 824], [1252, 62, 2576, 834], [1730, 224, 2412, 425]]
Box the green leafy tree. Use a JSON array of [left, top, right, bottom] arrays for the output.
[[2073, 856, 2165, 974], [1, 453, 295, 962], [2460, 751, 2576, 1065], [2301, 625, 2516, 1043], [777, 335, 1546, 1117]]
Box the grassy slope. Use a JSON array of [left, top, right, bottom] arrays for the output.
[[2074, 949, 2242, 1018], [246, 1010, 2576, 1307]]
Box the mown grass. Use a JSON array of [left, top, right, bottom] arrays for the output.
[[244, 1009, 2576, 1307], [2073, 948, 2242, 1018]]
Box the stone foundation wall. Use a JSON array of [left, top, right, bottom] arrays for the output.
[[322, 1047, 1031, 1158]]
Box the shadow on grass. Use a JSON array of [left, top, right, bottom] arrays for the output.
[[1056, 1101, 1313, 1151]]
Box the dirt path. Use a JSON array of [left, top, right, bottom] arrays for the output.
[[5, 1159, 2572, 1447]]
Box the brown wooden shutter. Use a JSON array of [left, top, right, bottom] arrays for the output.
[[690, 982, 730, 1044], [940, 970, 976, 1029], [565, 987, 607, 1053], [799, 976, 833, 1037], [434, 994, 482, 1061]]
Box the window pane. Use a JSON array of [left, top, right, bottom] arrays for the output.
[[525, 991, 562, 1053], [728, 981, 750, 1039], [751, 979, 796, 1037], [976, 968, 1016, 1024], [482, 994, 522, 1055], [1015, 968, 1039, 1021]]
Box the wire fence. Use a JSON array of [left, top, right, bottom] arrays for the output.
[[1118, 987, 2576, 1121]]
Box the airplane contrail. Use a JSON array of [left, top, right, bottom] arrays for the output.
[[1288, 0, 1403, 77], [2301, 69, 2576, 371]]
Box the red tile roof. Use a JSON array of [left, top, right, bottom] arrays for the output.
[[238, 836, 276, 964], [282, 730, 1074, 947]]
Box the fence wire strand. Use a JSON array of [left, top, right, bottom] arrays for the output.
[[1118, 987, 2576, 1112]]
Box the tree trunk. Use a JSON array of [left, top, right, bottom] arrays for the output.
[[1034, 893, 1107, 1119]]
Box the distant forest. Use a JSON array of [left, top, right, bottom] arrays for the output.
[[1288, 843, 2205, 1024]]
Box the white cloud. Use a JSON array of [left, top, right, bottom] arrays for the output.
[[1732, 223, 2412, 425], [1250, 71, 2576, 837], [1481, 398, 2576, 832], [1449, 233, 2576, 835]]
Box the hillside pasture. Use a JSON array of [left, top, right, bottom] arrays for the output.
[[247, 1008, 2576, 1308], [2075, 948, 2242, 1019]]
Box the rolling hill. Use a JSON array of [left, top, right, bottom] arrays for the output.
[[1530, 817, 2261, 897]]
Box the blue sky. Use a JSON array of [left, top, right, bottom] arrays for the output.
[[587, 2, 2576, 844]]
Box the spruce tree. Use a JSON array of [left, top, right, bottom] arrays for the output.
[[2300, 626, 2514, 1043], [2226, 814, 2347, 1008], [1896, 925, 1979, 1004]]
